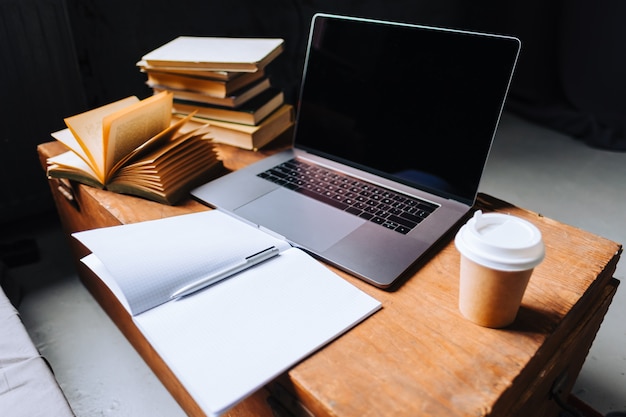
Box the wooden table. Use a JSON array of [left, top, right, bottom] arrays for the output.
[[38, 140, 621, 417]]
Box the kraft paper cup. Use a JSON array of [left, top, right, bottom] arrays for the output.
[[454, 210, 545, 328]]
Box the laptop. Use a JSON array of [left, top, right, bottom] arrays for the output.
[[191, 13, 520, 289]]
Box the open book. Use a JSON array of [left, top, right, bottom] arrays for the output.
[[73, 210, 381, 416], [46, 91, 223, 205]]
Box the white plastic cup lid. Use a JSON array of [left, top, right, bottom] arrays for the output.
[[455, 210, 545, 271]]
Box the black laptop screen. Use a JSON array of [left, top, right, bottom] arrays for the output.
[[294, 15, 520, 205]]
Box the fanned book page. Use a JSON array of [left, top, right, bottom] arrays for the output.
[[77, 210, 381, 416]]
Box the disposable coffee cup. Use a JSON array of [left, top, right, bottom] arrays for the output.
[[454, 210, 545, 328]]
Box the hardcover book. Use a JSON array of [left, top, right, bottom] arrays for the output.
[[145, 69, 266, 98], [151, 77, 271, 108], [178, 103, 295, 151], [172, 87, 284, 125], [141, 36, 284, 72], [137, 61, 242, 81]]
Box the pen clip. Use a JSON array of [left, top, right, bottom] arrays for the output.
[[170, 245, 279, 300], [246, 246, 278, 260]]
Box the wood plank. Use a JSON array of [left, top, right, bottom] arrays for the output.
[[509, 278, 619, 416], [278, 196, 621, 417]]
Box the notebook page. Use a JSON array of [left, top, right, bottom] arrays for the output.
[[132, 247, 380, 416], [73, 210, 291, 315]]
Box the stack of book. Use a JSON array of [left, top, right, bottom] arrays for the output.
[[138, 36, 294, 151]]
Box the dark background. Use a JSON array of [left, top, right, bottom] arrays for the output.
[[1, 0, 624, 224]]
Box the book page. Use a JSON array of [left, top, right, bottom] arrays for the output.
[[64, 96, 139, 183], [46, 150, 101, 188], [112, 133, 210, 185], [106, 131, 220, 204], [50, 128, 93, 170], [102, 91, 173, 182], [73, 210, 291, 315], [107, 111, 199, 177], [82, 247, 381, 417]]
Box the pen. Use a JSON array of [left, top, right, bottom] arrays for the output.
[[170, 246, 280, 300]]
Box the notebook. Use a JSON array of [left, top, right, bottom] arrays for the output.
[[191, 13, 521, 288]]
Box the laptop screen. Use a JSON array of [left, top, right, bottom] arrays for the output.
[[294, 15, 520, 205]]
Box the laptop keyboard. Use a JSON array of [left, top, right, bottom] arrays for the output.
[[257, 159, 439, 235]]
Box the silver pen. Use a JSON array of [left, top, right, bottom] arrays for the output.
[[170, 246, 280, 300]]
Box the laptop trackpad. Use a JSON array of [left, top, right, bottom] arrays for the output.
[[234, 187, 364, 252]]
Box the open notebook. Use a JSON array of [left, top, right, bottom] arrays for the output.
[[74, 210, 381, 416]]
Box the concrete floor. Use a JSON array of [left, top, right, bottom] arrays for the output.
[[4, 110, 626, 416]]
